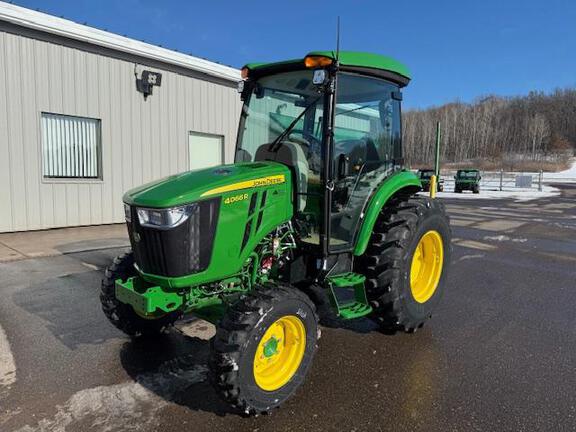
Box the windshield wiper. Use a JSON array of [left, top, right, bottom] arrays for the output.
[[268, 96, 321, 152], [336, 103, 374, 117]]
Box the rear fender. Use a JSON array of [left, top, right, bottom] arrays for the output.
[[353, 171, 421, 256]]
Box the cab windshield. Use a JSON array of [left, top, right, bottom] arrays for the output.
[[457, 171, 479, 178], [235, 70, 324, 173]]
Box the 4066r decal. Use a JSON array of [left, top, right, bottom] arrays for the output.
[[224, 193, 249, 205]]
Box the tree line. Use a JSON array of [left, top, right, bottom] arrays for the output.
[[402, 87, 576, 167]]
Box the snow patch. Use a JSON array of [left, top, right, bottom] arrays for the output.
[[80, 262, 100, 271], [543, 160, 576, 183], [424, 184, 560, 202], [0, 324, 16, 391], [552, 222, 576, 230], [484, 235, 527, 243], [15, 356, 207, 432], [455, 254, 485, 262]]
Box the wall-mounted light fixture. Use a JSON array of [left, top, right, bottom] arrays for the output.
[[135, 66, 162, 99]]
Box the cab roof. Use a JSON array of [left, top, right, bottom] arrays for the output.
[[244, 51, 411, 87]]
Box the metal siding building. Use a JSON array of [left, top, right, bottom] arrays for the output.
[[0, 3, 242, 233]]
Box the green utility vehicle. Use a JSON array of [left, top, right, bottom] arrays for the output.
[[101, 51, 452, 414], [418, 169, 444, 192], [454, 169, 481, 193]]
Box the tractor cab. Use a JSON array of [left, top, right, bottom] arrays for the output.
[[236, 52, 408, 257]]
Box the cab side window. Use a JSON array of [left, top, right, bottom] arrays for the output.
[[329, 73, 403, 250]]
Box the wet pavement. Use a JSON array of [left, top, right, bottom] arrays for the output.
[[1, 185, 575, 432]]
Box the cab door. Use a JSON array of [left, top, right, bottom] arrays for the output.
[[328, 73, 402, 252]]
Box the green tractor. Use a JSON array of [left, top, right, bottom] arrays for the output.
[[454, 169, 481, 193], [101, 51, 452, 414], [418, 169, 444, 192]]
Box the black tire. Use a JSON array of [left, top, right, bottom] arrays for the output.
[[454, 187, 461, 193], [473, 186, 480, 194], [357, 194, 451, 332], [299, 283, 343, 328], [209, 282, 318, 415], [100, 252, 180, 337]]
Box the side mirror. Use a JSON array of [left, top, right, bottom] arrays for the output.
[[238, 80, 258, 101], [254, 83, 264, 99], [337, 154, 350, 179]]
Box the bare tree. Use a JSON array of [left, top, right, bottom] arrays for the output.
[[402, 87, 575, 166]]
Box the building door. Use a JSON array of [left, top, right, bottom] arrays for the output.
[[189, 132, 224, 170]]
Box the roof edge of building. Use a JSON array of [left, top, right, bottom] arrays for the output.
[[0, 2, 240, 82]]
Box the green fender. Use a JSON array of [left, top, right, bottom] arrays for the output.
[[353, 170, 421, 256]]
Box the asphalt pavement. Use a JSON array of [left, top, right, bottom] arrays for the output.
[[1, 185, 575, 432]]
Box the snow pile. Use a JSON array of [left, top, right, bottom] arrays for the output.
[[543, 159, 576, 183]]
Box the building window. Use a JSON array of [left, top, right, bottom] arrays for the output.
[[41, 113, 102, 179]]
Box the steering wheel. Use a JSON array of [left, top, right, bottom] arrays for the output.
[[287, 131, 310, 147], [288, 131, 322, 149]]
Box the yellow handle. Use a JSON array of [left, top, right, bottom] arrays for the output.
[[430, 175, 437, 199]]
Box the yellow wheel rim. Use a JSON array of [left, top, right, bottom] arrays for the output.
[[253, 315, 306, 391], [410, 230, 444, 303]]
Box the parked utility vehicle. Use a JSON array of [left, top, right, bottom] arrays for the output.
[[101, 51, 452, 414], [454, 169, 481, 193], [418, 169, 444, 192]]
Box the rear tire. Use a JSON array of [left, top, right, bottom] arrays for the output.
[[100, 252, 180, 337], [209, 282, 318, 415], [357, 194, 451, 332]]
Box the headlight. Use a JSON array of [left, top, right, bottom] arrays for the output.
[[124, 203, 131, 222], [136, 204, 197, 229]]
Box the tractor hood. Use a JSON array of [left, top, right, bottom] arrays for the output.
[[124, 162, 291, 208]]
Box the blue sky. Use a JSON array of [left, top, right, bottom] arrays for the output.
[[11, 0, 576, 109]]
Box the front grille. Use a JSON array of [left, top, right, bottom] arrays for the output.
[[127, 198, 220, 277]]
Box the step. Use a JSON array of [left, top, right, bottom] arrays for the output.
[[326, 272, 372, 320], [338, 301, 373, 319], [328, 272, 365, 288]]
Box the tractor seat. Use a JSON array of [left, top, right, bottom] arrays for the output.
[[255, 142, 309, 212]]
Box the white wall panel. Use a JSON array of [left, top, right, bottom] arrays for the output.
[[0, 33, 12, 232], [0, 29, 241, 232], [5, 33, 27, 231]]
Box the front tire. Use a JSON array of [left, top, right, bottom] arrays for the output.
[[209, 282, 318, 415], [358, 194, 451, 332], [100, 252, 180, 337]]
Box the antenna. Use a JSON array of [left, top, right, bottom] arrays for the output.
[[335, 16, 341, 61]]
